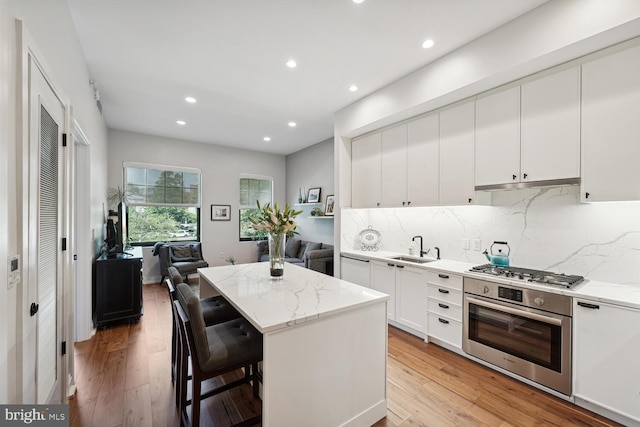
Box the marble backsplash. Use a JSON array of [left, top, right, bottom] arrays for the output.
[[341, 186, 640, 285]]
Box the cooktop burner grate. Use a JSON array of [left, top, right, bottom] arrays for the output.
[[470, 264, 584, 288]]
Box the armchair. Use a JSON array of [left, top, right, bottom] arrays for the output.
[[157, 241, 209, 283], [256, 238, 334, 275]]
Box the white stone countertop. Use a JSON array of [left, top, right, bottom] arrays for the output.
[[341, 250, 640, 310], [199, 262, 389, 333]]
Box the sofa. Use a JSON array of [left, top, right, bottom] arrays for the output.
[[156, 241, 209, 283], [257, 238, 334, 275]]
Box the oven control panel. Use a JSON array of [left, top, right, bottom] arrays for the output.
[[498, 286, 522, 302]]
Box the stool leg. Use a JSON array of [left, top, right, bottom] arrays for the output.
[[192, 370, 201, 427], [252, 362, 259, 398]]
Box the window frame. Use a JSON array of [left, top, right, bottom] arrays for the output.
[[123, 162, 203, 245], [238, 174, 274, 242]]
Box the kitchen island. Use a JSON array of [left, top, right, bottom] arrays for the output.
[[199, 262, 389, 427]]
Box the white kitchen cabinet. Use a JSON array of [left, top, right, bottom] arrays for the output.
[[426, 271, 463, 349], [407, 114, 439, 206], [581, 42, 640, 202], [475, 86, 521, 187], [351, 132, 382, 208], [381, 124, 408, 207], [521, 66, 580, 182], [395, 265, 429, 335], [439, 101, 477, 205], [573, 299, 640, 423], [340, 255, 370, 288], [370, 260, 396, 320]]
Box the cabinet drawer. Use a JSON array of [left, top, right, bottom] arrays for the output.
[[428, 299, 462, 321], [427, 272, 462, 290], [428, 313, 462, 348], [428, 284, 462, 306]]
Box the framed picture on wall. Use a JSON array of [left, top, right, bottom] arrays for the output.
[[307, 187, 321, 203], [211, 204, 231, 221], [324, 195, 335, 216]]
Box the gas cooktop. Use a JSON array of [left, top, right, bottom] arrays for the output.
[[469, 264, 584, 289]]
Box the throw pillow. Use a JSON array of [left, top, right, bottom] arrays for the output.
[[302, 242, 322, 261], [285, 238, 302, 258], [191, 244, 202, 260], [171, 245, 193, 262]]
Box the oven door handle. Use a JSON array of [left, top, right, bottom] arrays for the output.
[[466, 296, 562, 326]]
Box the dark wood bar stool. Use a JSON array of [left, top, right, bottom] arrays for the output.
[[174, 283, 262, 427]]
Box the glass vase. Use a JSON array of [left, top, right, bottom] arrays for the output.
[[268, 233, 286, 280]]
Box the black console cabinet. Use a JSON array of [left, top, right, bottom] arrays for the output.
[[94, 247, 143, 327]]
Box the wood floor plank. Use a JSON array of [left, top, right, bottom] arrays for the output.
[[124, 340, 150, 390], [123, 384, 153, 427]]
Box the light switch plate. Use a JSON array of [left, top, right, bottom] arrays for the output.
[[472, 239, 481, 252], [8, 255, 20, 289], [462, 238, 470, 250]]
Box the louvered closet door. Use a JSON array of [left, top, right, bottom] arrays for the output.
[[31, 58, 65, 404]]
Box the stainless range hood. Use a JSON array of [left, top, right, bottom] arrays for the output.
[[475, 177, 580, 192]]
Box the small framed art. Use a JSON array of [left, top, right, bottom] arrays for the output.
[[324, 195, 335, 216], [211, 204, 231, 221], [307, 187, 321, 203]]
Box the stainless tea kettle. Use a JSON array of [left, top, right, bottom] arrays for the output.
[[483, 241, 510, 267]]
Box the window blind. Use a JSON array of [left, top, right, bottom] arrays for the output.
[[124, 162, 201, 207]]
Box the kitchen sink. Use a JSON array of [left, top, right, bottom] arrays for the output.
[[389, 255, 434, 264]]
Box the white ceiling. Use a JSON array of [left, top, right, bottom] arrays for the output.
[[67, 0, 547, 155]]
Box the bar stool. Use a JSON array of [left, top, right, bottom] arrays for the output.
[[174, 283, 262, 427], [166, 266, 240, 406]]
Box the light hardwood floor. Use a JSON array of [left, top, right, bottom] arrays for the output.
[[69, 282, 619, 427]]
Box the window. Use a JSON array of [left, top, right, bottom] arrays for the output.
[[239, 176, 273, 241], [124, 163, 201, 245]]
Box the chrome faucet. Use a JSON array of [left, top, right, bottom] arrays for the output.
[[412, 235, 430, 257]]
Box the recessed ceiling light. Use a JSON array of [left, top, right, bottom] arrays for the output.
[[422, 39, 435, 49], [263, 136, 271, 142], [176, 120, 186, 126], [353, 0, 364, 3], [286, 59, 297, 68], [288, 121, 297, 127], [349, 85, 358, 92], [185, 96, 197, 103]]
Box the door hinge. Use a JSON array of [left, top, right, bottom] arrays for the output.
[[62, 133, 67, 147], [61, 238, 67, 251], [61, 341, 66, 356]]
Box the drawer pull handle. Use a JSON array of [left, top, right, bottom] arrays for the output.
[[438, 289, 449, 294], [438, 318, 449, 324], [387, 263, 395, 267], [396, 265, 404, 269], [438, 274, 449, 279], [438, 303, 449, 309], [577, 301, 600, 310]]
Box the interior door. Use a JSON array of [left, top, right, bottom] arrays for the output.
[[29, 55, 65, 404]]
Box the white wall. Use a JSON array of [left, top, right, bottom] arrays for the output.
[[0, 0, 108, 403], [107, 129, 287, 283], [285, 138, 334, 246], [334, 0, 640, 277]]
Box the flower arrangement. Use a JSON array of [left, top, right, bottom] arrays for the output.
[[249, 201, 302, 238], [249, 201, 302, 279]]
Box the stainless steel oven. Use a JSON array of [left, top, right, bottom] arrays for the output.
[[463, 276, 573, 395]]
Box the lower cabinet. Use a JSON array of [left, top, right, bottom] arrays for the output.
[[370, 260, 428, 337], [426, 271, 463, 349], [573, 299, 640, 423], [94, 250, 143, 327]]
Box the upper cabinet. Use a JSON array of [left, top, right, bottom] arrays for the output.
[[475, 67, 580, 189], [407, 114, 439, 206], [521, 66, 580, 183], [381, 124, 408, 207], [439, 101, 478, 205], [352, 132, 381, 208], [581, 43, 640, 202], [475, 86, 521, 186]]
